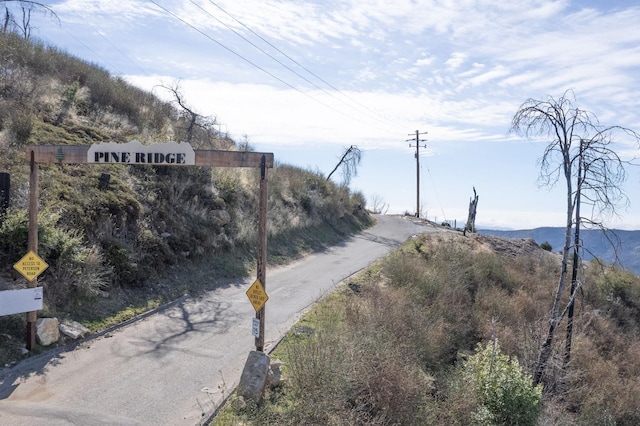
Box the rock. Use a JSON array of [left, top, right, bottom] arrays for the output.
[[211, 210, 231, 227], [231, 396, 246, 411], [268, 359, 283, 388], [59, 319, 90, 340], [36, 318, 59, 346], [160, 232, 171, 238], [238, 351, 270, 402]]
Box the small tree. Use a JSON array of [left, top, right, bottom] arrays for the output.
[[157, 81, 218, 147], [369, 194, 389, 214], [462, 341, 543, 426], [1, 1, 58, 38], [510, 90, 639, 385]]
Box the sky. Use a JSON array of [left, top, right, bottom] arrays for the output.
[[11, 0, 640, 229]]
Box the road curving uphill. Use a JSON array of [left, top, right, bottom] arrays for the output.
[[0, 215, 439, 426]]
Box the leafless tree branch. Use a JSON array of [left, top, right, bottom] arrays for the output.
[[326, 145, 362, 186], [510, 90, 640, 386]]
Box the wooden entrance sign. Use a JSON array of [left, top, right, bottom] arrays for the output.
[[25, 143, 274, 352]]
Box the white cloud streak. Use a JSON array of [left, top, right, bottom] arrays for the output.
[[40, 0, 640, 228]]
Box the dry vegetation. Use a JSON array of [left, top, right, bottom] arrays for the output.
[[0, 31, 372, 364], [214, 232, 640, 425]]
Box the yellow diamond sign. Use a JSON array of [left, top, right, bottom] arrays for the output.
[[246, 279, 268, 312], [13, 250, 49, 282]]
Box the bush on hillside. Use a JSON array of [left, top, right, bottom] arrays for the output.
[[218, 233, 640, 425], [0, 208, 111, 309], [0, 29, 374, 349], [461, 340, 542, 426]]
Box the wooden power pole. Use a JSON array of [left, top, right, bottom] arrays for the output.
[[407, 130, 427, 217]]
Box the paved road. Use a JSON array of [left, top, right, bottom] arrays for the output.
[[0, 215, 436, 425]]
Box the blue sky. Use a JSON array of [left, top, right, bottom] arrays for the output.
[[15, 0, 640, 229]]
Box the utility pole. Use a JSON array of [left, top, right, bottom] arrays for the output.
[[406, 130, 427, 217]]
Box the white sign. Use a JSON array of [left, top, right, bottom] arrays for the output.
[[252, 318, 260, 338], [87, 140, 195, 165], [0, 287, 44, 316]]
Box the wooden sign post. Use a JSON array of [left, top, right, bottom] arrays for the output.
[[25, 151, 39, 349], [25, 143, 273, 352]]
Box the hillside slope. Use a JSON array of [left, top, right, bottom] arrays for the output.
[[0, 31, 372, 362], [479, 227, 640, 274], [215, 231, 640, 425]]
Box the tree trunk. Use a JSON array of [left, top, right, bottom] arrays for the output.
[[466, 187, 479, 233], [563, 140, 584, 375], [533, 149, 574, 386]]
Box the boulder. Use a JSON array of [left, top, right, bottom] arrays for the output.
[[59, 319, 90, 340], [36, 317, 59, 346], [238, 351, 270, 402], [211, 210, 231, 227]]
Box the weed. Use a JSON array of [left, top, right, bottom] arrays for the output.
[[212, 232, 640, 425]]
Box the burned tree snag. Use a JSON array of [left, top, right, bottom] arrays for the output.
[[465, 187, 479, 233]]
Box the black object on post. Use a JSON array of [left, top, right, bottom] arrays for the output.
[[0, 172, 9, 217]]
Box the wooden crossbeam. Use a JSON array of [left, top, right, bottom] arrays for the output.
[[25, 145, 274, 168]]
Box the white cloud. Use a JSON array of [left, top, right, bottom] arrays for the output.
[[414, 56, 435, 67], [465, 65, 511, 87], [38, 0, 640, 228], [445, 52, 467, 69]]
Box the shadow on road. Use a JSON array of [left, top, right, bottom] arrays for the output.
[[354, 231, 406, 248], [111, 295, 239, 361], [0, 294, 197, 400]]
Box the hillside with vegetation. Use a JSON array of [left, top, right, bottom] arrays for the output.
[[215, 232, 640, 425], [0, 31, 372, 363], [480, 227, 640, 275]]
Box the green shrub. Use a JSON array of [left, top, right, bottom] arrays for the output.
[[540, 241, 552, 251], [588, 262, 640, 331], [0, 208, 29, 258], [0, 208, 111, 309], [102, 237, 143, 286], [10, 111, 34, 146], [461, 341, 542, 426]]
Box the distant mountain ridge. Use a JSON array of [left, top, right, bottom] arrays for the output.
[[479, 227, 640, 275]]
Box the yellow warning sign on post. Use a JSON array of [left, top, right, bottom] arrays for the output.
[[13, 250, 49, 282], [246, 279, 268, 312]]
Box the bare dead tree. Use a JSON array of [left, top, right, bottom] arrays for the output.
[[326, 145, 362, 186], [510, 90, 639, 387], [157, 81, 217, 147], [369, 194, 389, 214], [1, 1, 58, 37], [19, 5, 31, 39], [465, 186, 479, 233]]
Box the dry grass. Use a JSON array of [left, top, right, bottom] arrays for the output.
[[0, 31, 373, 365], [213, 232, 640, 425]]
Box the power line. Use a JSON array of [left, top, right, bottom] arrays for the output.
[[84, 21, 149, 76], [191, 1, 333, 96], [147, 0, 308, 97], [205, 0, 405, 131], [423, 157, 448, 224], [148, 0, 397, 133]]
